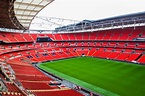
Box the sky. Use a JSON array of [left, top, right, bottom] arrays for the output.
[[30, 0, 145, 30]]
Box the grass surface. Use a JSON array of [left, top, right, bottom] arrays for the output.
[[39, 57, 145, 96]]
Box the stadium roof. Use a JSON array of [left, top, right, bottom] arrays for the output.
[[54, 12, 145, 32], [0, 0, 54, 30], [14, 0, 54, 29]]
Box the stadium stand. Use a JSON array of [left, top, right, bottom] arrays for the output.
[[0, 0, 145, 95]]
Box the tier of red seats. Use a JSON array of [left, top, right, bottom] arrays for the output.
[[137, 54, 145, 63], [0, 50, 84, 96], [16, 75, 52, 81], [21, 81, 57, 90], [45, 27, 145, 41], [0, 40, 144, 64], [0, 26, 145, 43], [5, 82, 20, 92], [33, 89, 84, 96]]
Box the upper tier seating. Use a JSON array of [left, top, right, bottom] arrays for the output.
[[0, 26, 145, 43]]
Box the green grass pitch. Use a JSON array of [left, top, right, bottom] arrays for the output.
[[39, 57, 145, 96]]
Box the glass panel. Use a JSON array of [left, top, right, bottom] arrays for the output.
[[18, 4, 28, 9], [39, 1, 48, 6], [23, 0, 32, 3], [27, 5, 36, 10], [31, 0, 41, 5]]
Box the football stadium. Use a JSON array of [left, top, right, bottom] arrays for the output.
[[0, 0, 145, 96]]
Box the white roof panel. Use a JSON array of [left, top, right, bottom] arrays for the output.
[[14, 0, 54, 29]]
